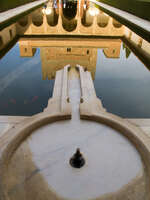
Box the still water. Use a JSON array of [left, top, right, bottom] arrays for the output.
[[0, 4, 150, 118], [95, 46, 150, 118], [0, 44, 54, 116]]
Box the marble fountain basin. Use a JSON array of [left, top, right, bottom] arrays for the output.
[[0, 112, 150, 200]]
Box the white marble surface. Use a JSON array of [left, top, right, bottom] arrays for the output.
[[0, 0, 47, 24], [0, 123, 10, 137], [91, 0, 150, 33], [27, 76, 143, 200]]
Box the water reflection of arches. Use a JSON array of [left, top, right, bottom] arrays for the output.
[[97, 13, 109, 27], [46, 8, 59, 26], [9, 29, 13, 39], [62, 17, 77, 32], [18, 16, 28, 27], [0, 36, 3, 46], [19, 38, 122, 80], [17, 15, 30, 35], [62, 0, 77, 20], [113, 19, 122, 28], [40, 46, 97, 80], [81, 8, 93, 27], [16, 5, 124, 36], [32, 9, 43, 26], [0, 24, 16, 52], [61, 0, 77, 32]]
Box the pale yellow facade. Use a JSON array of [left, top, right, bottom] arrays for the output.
[[19, 37, 122, 79]]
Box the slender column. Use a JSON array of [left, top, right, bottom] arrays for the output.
[[43, 14, 47, 33], [92, 15, 97, 34]]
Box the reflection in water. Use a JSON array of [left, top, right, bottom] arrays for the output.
[[0, 46, 54, 116], [1, 36, 150, 117], [40, 46, 97, 80], [32, 9, 43, 26], [97, 13, 109, 27], [61, 0, 77, 31], [0, 1, 150, 117], [62, 16, 77, 32], [18, 37, 122, 79], [95, 46, 150, 118], [46, 8, 59, 26], [18, 16, 28, 27], [123, 43, 131, 59], [44, 1, 59, 26], [62, 0, 77, 20]]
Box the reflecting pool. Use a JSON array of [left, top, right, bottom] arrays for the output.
[[95, 45, 150, 118], [0, 1, 150, 117], [0, 44, 54, 116]]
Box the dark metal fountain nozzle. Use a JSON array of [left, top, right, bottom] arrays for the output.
[[70, 148, 85, 168]]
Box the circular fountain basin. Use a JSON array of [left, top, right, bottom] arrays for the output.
[[1, 118, 148, 200]]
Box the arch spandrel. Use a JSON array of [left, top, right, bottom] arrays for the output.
[[97, 13, 109, 28], [46, 8, 59, 26], [103, 43, 121, 58], [113, 19, 123, 28], [32, 9, 43, 27], [18, 16, 29, 27], [81, 8, 94, 27]]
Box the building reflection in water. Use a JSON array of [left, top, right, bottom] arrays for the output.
[[0, 0, 125, 60], [0, 0, 150, 117], [14, 0, 124, 35], [0, 0, 150, 70], [19, 38, 122, 80]]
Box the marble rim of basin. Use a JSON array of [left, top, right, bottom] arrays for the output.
[[0, 109, 150, 199]]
